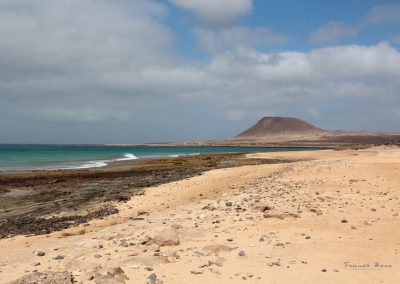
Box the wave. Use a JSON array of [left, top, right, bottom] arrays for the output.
[[116, 153, 139, 161], [164, 153, 200, 158], [73, 160, 108, 169], [49, 153, 139, 170]]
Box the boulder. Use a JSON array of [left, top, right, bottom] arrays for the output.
[[154, 227, 180, 246]]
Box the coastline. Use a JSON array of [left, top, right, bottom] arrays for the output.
[[1, 146, 399, 283], [0, 153, 297, 238]]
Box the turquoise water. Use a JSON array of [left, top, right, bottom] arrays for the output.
[[0, 145, 319, 172]]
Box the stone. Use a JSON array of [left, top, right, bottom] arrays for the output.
[[10, 271, 73, 284], [238, 250, 246, 257], [147, 273, 157, 284], [260, 205, 274, 212], [154, 227, 180, 246], [37, 251, 45, 257], [202, 244, 234, 254]]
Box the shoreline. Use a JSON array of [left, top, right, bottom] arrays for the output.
[[0, 153, 299, 238], [1, 146, 399, 283], [0, 145, 322, 173]]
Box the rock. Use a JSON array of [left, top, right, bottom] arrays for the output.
[[60, 229, 86, 237], [147, 273, 157, 284], [215, 257, 225, 267], [263, 212, 299, 219], [154, 227, 180, 246], [190, 269, 203, 274], [108, 266, 125, 276], [225, 202, 233, 207], [127, 255, 170, 266], [341, 219, 348, 223], [305, 236, 311, 239], [260, 205, 274, 212], [10, 271, 74, 284], [37, 251, 45, 256], [321, 269, 327, 272], [202, 244, 234, 255], [238, 250, 246, 257], [54, 255, 65, 260]]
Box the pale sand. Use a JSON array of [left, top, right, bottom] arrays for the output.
[[0, 147, 399, 283]]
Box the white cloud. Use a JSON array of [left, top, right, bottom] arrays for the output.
[[169, 0, 252, 26], [194, 26, 288, 52], [389, 34, 400, 45], [1, 1, 400, 142], [310, 4, 400, 44], [309, 22, 358, 43], [362, 3, 400, 26]]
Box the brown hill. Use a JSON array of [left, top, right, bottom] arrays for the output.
[[236, 117, 326, 138]]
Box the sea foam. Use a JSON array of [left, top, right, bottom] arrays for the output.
[[116, 153, 139, 161]]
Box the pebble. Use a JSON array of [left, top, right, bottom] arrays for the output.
[[147, 273, 157, 283], [37, 251, 45, 257], [341, 219, 348, 223], [238, 250, 246, 257]]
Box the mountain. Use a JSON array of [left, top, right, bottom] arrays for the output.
[[236, 117, 326, 138]]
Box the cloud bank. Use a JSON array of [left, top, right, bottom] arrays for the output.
[[1, 1, 400, 143]]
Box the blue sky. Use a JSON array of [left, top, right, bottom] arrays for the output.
[[165, 0, 400, 55], [0, 0, 400, 143]]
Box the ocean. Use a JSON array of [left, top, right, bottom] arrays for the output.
[[0, 145, 318, 172]]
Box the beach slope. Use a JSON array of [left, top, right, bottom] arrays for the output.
[[0, 146, 399, 283]]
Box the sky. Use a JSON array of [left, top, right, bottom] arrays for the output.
[[1, 0, 400, 144]]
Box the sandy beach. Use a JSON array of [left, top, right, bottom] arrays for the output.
[[0, 146, 399, 283]]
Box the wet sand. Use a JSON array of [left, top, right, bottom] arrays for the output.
[[0, 146, 399, 283]]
